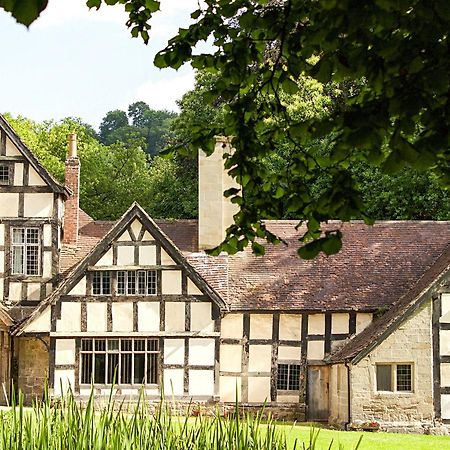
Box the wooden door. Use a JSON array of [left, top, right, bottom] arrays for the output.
[[307, 366, 329, 421]]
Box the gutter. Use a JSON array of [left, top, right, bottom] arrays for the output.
[[344, 361, 352, 430]]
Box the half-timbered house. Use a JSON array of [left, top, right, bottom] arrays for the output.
[[1, 114, 450, 432]]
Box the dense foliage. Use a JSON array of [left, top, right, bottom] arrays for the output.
[[99, 102, 176, 155], [0, 387, 362, 450], [5, 114, 196, 220], [3, 0, 450, 257]]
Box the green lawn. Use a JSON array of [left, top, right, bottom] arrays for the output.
[[280, 423, 450, 450]]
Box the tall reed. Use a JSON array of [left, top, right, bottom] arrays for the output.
[[0, 387, 362, 450]]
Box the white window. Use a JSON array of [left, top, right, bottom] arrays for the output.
[[80, 338, 159, 385], [11, 227, 40, 275], [376, 363, 413, 392], [117, 270, 157, 295]]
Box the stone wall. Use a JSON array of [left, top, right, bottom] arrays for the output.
[[350, 300, 434, 428], [15, 336, 48, 404], [328, 363, 348, 427]]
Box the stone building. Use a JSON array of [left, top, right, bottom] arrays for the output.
[[0, 113, 449, 432]]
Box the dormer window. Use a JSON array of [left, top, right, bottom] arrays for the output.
[[11, 227, 40, 275], [0, 163, 13, 185]]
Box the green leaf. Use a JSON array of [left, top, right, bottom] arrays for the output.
[[297, 240, 322, 260]]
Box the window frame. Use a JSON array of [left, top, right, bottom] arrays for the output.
[[0, 162, 14, 186], [92, 271, 111, 295], [375, 363, 414, 393], [11, 226, 41, 276], [79, 338, 160, 386], [276, 361, 302, 392], [117, 270, 158, 296]]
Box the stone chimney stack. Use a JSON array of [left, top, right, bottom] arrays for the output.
[[64, 134, 80, 244], [198, 137, 240, 249]]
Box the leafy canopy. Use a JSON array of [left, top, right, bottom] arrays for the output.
[[4, 0, 450, 258]]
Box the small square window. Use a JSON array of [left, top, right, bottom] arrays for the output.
[[0, 164, 12, 185], [277, 363, 302, 391], [396, 364, 412, 391], [376, 363, 412, 392]]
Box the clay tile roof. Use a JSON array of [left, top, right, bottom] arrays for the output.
[[328, 242, 450, 363], [58, 215, 199, 275], [155, 220, 198, 253], [190, 221, 450, 312], [59, 210, 115, 275], [58, 215, 450, 315]]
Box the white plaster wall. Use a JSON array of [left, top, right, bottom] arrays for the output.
[[308, 314, 325, 334], [24, 193, 53, 217], [441, 293, 450, 322], [142, 230, 153, 241], [441, 330, 450, 355], [279, 314, 301, 340], [9, 282, 22, 302], [130, 219, 142, 240], [55, 339, 76, 365], [189, 370, 214, 396], [112, 303, 133, 332], [332, 313, 349, 334], [221, 314, 243, 339], [0, 251, 4, 274], [191, 303, 214, 332], [307, 341, 324, 360], [0, 280, 4, 302], [43, 224, 52, 246], [87, 303, 107, 332], [441, 363, 450, 386], [28, 166, 46, 186], [5, 138, 20, 155], [163, 369, 184, 396], [248, 345, 271, 372], [0, 193, 19, 217], [220, 344, 242, 372], [162, 270, 182, 295], [139, 246, 156, 265], [164, 339, 184, 365], [23, 306, 51, 332], [161, 249, 176, 265], [356, 313, 373, 333], [27, 283, 41, 301], [220, 376, 241, 402], [278, 346, 301, 360], [248, 377, 270, 402], [442, 395, 450, 420], [117, 230, 132, 241], [187, 279, 202, 295], [95, 249, 113, 266], [165, 302, 185, 331], [350, 301, 433, 423], [57, 303, 81, 332], [43, 251, 52, 278], [117, 246, 134, 265], [138, 302, 160, 332], [68, 277, 86, 296], [189, 338, 215, 366], [0, 224, 4, 245], [250, 314, 272, 339], [54, 369, 75, 396], [14, 163, 23, 186]]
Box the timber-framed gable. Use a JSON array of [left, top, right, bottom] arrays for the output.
[[14, 202, 227, 400]]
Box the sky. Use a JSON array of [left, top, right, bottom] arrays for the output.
[[0, 0, 201, 129]]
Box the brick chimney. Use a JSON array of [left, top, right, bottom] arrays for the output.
[[64, 134, 80, 244], [198, 137, 240, 249]]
